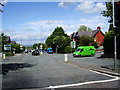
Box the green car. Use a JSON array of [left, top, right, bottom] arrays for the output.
[[73, 46, 96, 57]]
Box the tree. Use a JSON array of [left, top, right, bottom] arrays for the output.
[[32, 43, 48, 50], [11, 44, 21, 53], [0, 33, 10, 52], [78, 25, 92, 31], [103, 31, 114, 55], [102, 2, 120, 26], [45, 27, 71, 53], [101, 2, 113, 23], [53, 27, 65, 36], [101, 2, 120, 58], [77, 35, 94, 46]]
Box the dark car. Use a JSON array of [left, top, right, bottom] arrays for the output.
[[32, 50, 39, 56]]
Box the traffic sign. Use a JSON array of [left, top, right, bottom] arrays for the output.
[[4, 45, 11, 51], [71, 41, 76, 48]]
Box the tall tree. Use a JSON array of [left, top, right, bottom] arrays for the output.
[[45, 27, 70, 53], [77, 35, 94, 46], [101, 2, 120, 58], [101, 2, 113, 23], [78, 25, 92, 31]]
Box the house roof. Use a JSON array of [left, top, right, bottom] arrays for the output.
[[72, 29, 104, 38], [78, 31, 93, 37], [11, 41, 16, 44], [92, 30, 99, 37]]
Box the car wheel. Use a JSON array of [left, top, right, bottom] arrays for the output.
[[91, 54, 95, 56]]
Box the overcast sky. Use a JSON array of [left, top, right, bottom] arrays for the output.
[[2, 1, 109, 46]]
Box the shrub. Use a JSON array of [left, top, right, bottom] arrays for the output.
[[64, 46, 71, 53], [103, 31, 114, 55], [5, 52, 14, 56]]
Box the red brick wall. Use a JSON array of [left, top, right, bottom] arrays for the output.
[[94, 31, 104, 46]]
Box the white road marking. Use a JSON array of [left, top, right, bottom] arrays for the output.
[[46, 67, 119, 89], [47, 78, 118, 89], [89, 70, 119, 78]]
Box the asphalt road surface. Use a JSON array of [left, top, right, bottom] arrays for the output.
[[2, 53, 119, 89]]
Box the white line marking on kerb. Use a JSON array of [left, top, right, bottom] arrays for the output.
[[48, 78, 118, 89], [89, 70, 119, 79]]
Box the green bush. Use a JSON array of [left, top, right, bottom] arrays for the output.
[[64, 46, 76, 53], [5, 52, 14, 56], [64, 46, 71, 53], [103, 31, 114, 55], [93, 42, 99, 49]]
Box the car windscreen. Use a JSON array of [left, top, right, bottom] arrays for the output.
[[75, 49, 80, 52], [75, 48, 83, 52]]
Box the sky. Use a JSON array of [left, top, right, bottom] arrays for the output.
[[1, 1, 110, 46]]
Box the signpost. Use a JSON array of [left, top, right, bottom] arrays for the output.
[[71, 41, 76, 48], [4, 45, 11, 51], [71, 41, 76, 53]]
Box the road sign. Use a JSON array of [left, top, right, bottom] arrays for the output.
[[4, 45, 11, 51], [71, 41, 76, 48]]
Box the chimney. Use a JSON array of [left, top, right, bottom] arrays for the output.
[[97, 26, 101, 30]]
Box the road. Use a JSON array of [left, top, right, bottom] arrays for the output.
[[2, 52, 120, 89]]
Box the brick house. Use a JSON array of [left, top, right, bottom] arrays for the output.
[[70, 27, 105, 46]]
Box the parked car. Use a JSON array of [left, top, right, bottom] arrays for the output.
[[73, 46, 96, 57], [32, 50, 39, 55]]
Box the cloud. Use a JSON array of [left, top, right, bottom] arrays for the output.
[[76, 2, 106, 13], [58, 2, 74, 9], [58, 2, 68, 9], [10, 14, 108, 45]]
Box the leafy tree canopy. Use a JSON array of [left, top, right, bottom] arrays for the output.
[[78, 25, 92, 31], [77, 35, 94, 46], [32, 43, 48, 50], [101, 2, 113, 23], [45, 27, 70, 53]]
